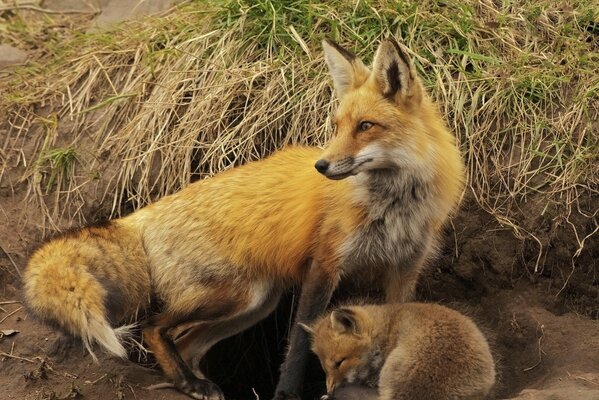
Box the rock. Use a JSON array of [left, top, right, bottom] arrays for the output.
[[0, 45, 28, 68], [91, 0, 183, 30], [42, 0, 105, 13]]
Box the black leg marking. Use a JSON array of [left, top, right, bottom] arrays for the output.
[[144, 325, 224, 400], [274, 262, 338, 399]]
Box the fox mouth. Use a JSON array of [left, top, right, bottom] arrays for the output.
[[325, 171, 353, 180], [324, 157, 374, 180]]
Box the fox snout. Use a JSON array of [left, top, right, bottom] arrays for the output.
[[326, 375, 337, 396], [314, 157, 357, 180]]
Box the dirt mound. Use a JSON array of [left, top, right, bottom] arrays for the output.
[[1, 195, 598, 399], [1, 1, 597, 399]]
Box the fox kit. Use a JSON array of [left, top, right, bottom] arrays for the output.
[[306, 303, 496, 400], [23, 38, 464, 400]]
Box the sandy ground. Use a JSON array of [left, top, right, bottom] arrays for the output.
[[0, 1, 598, 399], [1, 209, 598, 400]]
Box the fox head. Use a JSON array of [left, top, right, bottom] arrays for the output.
[[316, 37, 427, 179], [302, 307, 374, 396]]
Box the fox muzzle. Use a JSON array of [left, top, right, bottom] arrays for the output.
[[315, 157, 355, 180], [326, 376, 337, 395]]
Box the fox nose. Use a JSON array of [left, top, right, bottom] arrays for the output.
[[315, 159, 329, 174]]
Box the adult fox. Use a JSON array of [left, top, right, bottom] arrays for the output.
[[23, 38, 464, 400]]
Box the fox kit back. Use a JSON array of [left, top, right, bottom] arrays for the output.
[[23, 37, 464, 400], [307, 303, 495, 400]]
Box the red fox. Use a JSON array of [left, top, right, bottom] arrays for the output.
[[23, 38, 464, 400], [304, 303, 496, 400]]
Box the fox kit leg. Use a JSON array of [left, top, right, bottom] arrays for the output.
[[274, 261, 340, 400]]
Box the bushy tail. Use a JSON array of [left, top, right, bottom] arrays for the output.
[[23, 243, 133, 362], [80, 318, 135, 362]]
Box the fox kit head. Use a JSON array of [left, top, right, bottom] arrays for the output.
[[302, 307, 374, 396], [316, 38, 426, 179]]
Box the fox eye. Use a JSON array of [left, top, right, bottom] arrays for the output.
[[333, 358, 346, 369], [358, 121, 374, 132]]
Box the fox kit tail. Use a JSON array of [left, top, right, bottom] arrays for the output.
[[23, 239, 132, 361]]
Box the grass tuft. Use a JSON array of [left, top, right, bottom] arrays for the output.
[[0, 0, 597, 270], [37, 146, 79, 194]]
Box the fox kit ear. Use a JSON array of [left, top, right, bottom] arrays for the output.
[[330, 308, 360, 336], [322, 39, 369, 100], [371, 38, 422, 105]]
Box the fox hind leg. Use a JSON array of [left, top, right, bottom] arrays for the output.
[[144, 278, 281, 399], [143, 323, 224, 400], [143, 284, 244, 399], [175, 284, 283, 376]]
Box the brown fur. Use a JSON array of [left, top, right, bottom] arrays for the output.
[[23, 38, 465, 399], [308, 303, 496, 400]]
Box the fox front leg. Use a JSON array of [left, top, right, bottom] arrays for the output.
[[384, 254, 429, 303], [274, 261, 339, 400]]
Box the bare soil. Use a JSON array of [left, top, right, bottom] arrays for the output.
[[0, 3, 597, 400], [1, 128, 598, 400]]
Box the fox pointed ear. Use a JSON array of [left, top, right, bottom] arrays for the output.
[[330, 308, 360, 336], [371, 38, 422, 105], [322, 39, 369, 100]]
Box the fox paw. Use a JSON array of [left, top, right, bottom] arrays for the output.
[[273, 391, 301, 400], [178, 378, 224, 400]]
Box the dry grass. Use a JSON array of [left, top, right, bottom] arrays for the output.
[[0, 0, 597, 267]]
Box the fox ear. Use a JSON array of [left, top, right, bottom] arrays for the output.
[[330, 308, 360, 336], [322, 39, 369, 100], [371, 38, 422, 105]]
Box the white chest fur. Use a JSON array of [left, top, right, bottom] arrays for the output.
[[340, 170, 437, 272]]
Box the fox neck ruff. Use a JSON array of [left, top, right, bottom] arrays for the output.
[[340, 167, 436, 272]]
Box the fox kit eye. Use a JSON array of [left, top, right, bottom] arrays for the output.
[[333, 358, 346, 369], [358, 121, 374, 132]]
